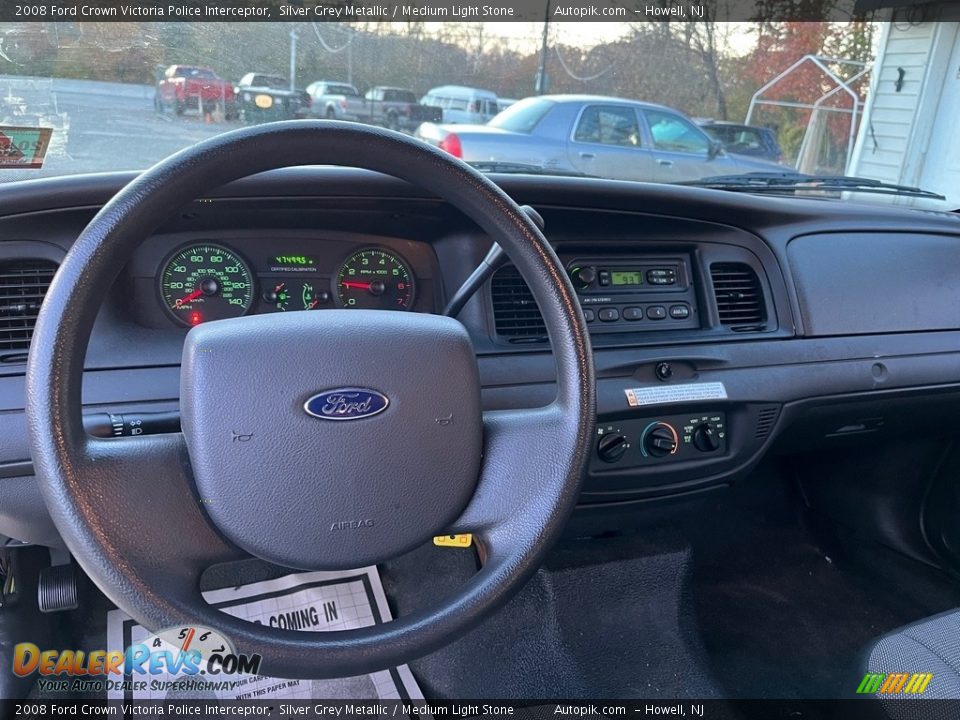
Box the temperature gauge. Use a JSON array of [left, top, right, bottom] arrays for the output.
[[301, 282, 331, 310]]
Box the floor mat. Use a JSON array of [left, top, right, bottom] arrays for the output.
[[689, 474, 960, 700], [98, 568, 423, 702], [383, 534, 724, 699]]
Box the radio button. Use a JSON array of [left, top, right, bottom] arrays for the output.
[[646, 305, 667, 320], [598, 307, 620, 322], [582, 308, 595, 322], [669, 304, 690, 319], [647, 268, 677, 285], [622, 307, 643, 321], [598, 270, 611, 287]]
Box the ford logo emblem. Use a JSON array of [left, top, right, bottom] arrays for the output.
[[304, 388, 389, 421]]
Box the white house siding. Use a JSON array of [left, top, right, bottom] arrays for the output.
[[850, 22, 935, 183], [850, 18, 960, 207]]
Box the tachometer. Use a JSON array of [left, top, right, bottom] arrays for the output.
[[336, 248, 415, 310], [159, 244, 254, 326]]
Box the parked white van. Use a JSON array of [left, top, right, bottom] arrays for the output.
[[420, 85, 500, 124]]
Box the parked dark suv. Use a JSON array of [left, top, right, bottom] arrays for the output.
[[698, 120, 785, 165]]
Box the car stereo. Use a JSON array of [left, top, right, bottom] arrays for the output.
[[566, 255, 699, 333]]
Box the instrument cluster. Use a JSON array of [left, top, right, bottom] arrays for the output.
[[131, 235, 434, 328]]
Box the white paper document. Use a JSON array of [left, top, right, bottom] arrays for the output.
[[106, 567, 424, 702]]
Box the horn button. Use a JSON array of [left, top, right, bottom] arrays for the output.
[[180, 310, 483, 570]]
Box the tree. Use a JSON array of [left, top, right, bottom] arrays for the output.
[[682, 21, 729, 119]]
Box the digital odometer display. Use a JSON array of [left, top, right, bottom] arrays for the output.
[[611, 270, 643, 286], [336, 248, 415, 310], [159, 244, 255, 326], [271, 255, 316, 267]]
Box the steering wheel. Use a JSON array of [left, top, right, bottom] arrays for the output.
[[25, 122, 595, 679]]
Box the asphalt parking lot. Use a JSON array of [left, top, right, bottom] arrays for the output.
[[0, 76, 273, 181]]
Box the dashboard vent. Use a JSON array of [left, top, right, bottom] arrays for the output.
[[0, 259, 58, 352], [710, 262, 766, 331], [490, 266, 546, 341], [755, 406, 780, 441]]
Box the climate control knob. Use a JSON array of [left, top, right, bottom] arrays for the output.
[[643, 424, 678, 457], [597, 433, 628, 463], [692, 423, 721, 452]]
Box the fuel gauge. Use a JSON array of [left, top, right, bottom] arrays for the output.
[[262, 282, 292, 311]]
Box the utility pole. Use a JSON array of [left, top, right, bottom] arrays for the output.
[[535, 1, 551, 94], [289, 28, 298, 91], [346, 27, 353, 85]]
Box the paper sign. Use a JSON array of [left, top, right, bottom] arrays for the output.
[[0, 126, 52, 168]]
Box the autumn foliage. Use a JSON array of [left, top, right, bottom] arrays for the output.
[[734, 21, 874, 168]]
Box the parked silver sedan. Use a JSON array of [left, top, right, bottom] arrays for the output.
[[415, 95, 784, 182]]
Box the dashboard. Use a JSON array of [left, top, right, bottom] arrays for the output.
[[2, 167, 960, 548]]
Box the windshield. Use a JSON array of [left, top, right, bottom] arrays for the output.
[[0, 16, 954, 211], [174, 67, 217, 80], [325, 84, 359, 96], [247, 75, 288, 89], [384, 89, 417, 103], [488, 98, 556, 133]]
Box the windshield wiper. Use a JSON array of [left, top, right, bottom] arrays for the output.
[[680, 172, 945, 200], [467, 161, 592, 178]]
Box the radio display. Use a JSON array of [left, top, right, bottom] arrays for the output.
[[611, 270, 643, 286]]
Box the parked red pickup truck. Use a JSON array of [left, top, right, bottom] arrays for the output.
[[155, 65, 237, 119]]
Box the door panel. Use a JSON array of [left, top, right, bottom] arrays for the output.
[[567, 104, 655, 181], [643, 109, 732, 181]]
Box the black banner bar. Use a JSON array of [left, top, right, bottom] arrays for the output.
[[1, 0, 958, 23], [1, 699, 953, 719]]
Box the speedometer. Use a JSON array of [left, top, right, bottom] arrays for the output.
[[159, 244, 255, 326], [336, 248, 415, 310]]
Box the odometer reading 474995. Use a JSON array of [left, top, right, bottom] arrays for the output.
[[159, 244, 254, 326], [336, 248, 415, 310]]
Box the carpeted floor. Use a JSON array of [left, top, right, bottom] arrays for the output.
[[688, 469, 960, 700], [385, 531, 722, 699]]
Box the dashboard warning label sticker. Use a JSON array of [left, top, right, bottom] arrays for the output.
[[0, 126, 52, 169], [625, 382, 728, 407]]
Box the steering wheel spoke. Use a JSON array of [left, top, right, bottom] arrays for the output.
[[451, 405, 581, 559], [75, 434, 246, 593]]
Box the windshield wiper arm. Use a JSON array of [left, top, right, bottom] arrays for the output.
[[679, 172, 945, 200]]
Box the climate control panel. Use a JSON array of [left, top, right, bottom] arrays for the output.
[[593, 411, 727, 469]]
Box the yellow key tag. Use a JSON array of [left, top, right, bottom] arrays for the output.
[[433, 534, 473, 548]]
